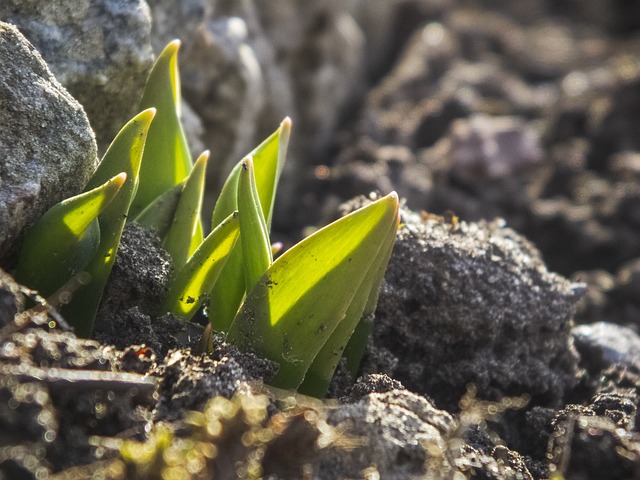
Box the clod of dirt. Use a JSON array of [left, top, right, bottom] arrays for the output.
[[363, 207, 582, 412], [93, 223, 188, 358], [152, 334, 278, 422], [343, 373, 405, 402], [545, 332, 640, 479], [548, 405, 640, 480], [95, 223, 172, 326], [0, 269, 154, 474]]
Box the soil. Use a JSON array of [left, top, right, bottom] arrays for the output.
[[4, 1, 640, 479]]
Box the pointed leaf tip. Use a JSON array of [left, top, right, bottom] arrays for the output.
[[138, 107, 157, 122], [114, 172, 127, 185], [195, 150, 210, 166]]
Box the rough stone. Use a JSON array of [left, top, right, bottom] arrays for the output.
[[573, 322, 640, 373], [0, 0, 155, 151], [0, 22, 97, 263], [312, 389, 455, 479], [362, 207, 581, 411]]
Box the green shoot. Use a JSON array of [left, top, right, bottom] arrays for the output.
[[207, 118, 291, 331], [133, 183, 182, 239], [162, 151, 209, 269], [15, 173, 126, 296], [130, 40, 194, 223], [227, 193, 399, 394], [299, 200, 399, 396], [60, 109, 156, 336], [161, 212, 240, 320], [238, 157, 273, 292]]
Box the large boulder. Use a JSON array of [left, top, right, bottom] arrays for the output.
[[0, 22, 97, 262], [0, 0, 154, 151]]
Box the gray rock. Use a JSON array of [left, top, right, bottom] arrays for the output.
[[363, 208, 581, 410], [0, 22, 97, 262], [573, 322, 640, 373], [312, 388, 455, 479], [0, 0, 154, 151]]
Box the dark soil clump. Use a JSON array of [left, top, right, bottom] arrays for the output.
[[364, 207, 582, 412]]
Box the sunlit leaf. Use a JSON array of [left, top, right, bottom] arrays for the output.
[[15, 173, 126, 296], [60, 109, 156, 337], [129, 40, 193, 218], [161, 212, 240, 321], [342, 221, 397, 378], [163, 151, 209, 269], [208, 118, 291, 331], [227, 192, 399, 393], [298, 204, 399, 397], [238, 157, 272, 291]]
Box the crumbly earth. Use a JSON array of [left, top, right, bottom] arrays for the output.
[[363, 208, 581, 413]]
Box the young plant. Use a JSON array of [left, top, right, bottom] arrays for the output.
[[13, 39, 400, 398], [207, 119, 291, 331], [15, 109, 156, 337], [130, 40, 194, 221], [15, 172, 126, 297], [227, 191, 399, 396]]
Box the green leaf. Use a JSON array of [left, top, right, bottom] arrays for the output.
[[252, 116, 291, 228], [226, 192, 399, 393], [342, 222, 397, 378], [298, 204, 399, 397], [60, 109, 156, 337], [129, 40, 193, 218], [163, 151, 209, 269], [161, 212, 240, 321], [211, 117, 291, 229], [208, 118, 291, 331], [238, 157, 272, 291], [15, 173, 126, 296], [132, 183, 182, 238]]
